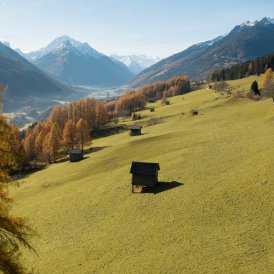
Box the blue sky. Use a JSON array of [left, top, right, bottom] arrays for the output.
[[0, 0, 273, 58]]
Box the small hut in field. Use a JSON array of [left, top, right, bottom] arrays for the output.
[[150, 107, 155, 112], [129, 125, 142, 136], [68, 149, 83, 162], [190, 109, 199, 116], [130, 161, 160, 193]]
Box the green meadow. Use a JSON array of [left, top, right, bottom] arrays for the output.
[[12, 75, 273, 273]]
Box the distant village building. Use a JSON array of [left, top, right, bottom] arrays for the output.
[[68, 149, 83, 162], [130, 161, 160, 193], [129, 125, 142, 136]]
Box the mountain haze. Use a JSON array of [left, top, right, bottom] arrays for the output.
[[22, 36, 134, 87], [130, 17, 274, 87], [0, 42, 73, 112]]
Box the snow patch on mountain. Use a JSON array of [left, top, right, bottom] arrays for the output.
[[1, 41, 10, 47], [260, 17, 274, 25], [111, 54, 161, 74], [196, 35, 226, 47], [240, 21, 257, 27], [20, 36, 104, 61]]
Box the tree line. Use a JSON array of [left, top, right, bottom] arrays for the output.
[[22, 97, 109, 164], [210, 52, 274, 82], [106, 76, 191, 117]]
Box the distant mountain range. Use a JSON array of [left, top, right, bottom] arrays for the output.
[[2, 16, 274, 115], [130, 17, 274, 87], [110, 54, 161, 74], [18, 36, 134, 87], [0, 42, 74, 112]]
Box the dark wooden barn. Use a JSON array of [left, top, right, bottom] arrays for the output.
[[68, 149, 83, 162], [129, 125, 142, 136], [130, 161, 160, 193]]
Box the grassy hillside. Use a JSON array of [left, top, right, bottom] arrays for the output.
[[12, 75, 273, 273]]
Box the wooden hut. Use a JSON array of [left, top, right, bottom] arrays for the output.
[[190, 109, 199, 116], [68, 149, 83, 162], [129, 125, 142, 136], [150, 107, 155, 112], [130, 161, 160, 193]]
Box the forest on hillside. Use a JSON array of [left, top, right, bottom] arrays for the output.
[[210, 52, 274, 82], [6, 76, 191, 166]]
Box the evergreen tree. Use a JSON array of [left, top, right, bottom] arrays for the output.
[[251, 80, 261, 96]]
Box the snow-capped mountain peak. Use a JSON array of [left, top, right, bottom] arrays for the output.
[[239, 17, 274, 28], [19, 36, 103, 61], [53, 40, 79, 56], [240, 20, 257, 27], [77, 42, 103, 59], [111, 54, 161, 74], [260, 17, 274, 25], [1, 41, 10, 47]]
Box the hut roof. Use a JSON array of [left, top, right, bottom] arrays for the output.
[[130, 161, 160, 176], [130, 125, 142, 130], [69, 149, 83, 155]]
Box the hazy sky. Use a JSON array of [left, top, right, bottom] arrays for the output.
[[0, 0, 274, 58]]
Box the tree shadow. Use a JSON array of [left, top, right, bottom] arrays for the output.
[[85, 146, 109, 154], [141, 181, 183, 194]]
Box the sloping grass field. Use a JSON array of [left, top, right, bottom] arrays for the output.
[[12, 75, 273, 273]]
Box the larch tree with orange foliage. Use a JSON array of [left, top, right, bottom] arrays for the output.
[[263, 68, 274, 102], [43, 123, 61, 163], [23, 132, 35, 163], [76, 118, 90, 151], [63, 119, 77, 150], [9, 124, 26, 170], [0, 85, 34, 274]]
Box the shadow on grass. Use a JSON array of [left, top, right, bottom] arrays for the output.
[[141, 181, 183, 195], [88, 146, 109, 153]]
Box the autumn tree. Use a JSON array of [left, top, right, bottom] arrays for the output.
[[76, 118, 90, 151], [34, 131, 45, 162], [63, 119, 77, 150], [9, 124, 26, 170], [0, 85, 33, 273], [95, 103, 108, 127], [263, 68, 274, 101], [23, 132, 35, 163], [114, 91, 146, 116], [43, 123, 61, 163]]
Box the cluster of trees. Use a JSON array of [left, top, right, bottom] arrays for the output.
[[114, 91, 146, 116], [49, 98, 108, 131], [0, 86, 33, 273], [106, 76, 191, 117], [137, 76, 191, 100], [210, 52, 274, 82], [23, 98, 109, 164]]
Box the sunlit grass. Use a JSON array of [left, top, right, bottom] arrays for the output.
[[12, 75, 273, 273]]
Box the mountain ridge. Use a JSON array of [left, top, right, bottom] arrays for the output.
[[129, 17, 274, 87], [17, 36, 134, 87], [0, 42, 74, 112]]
